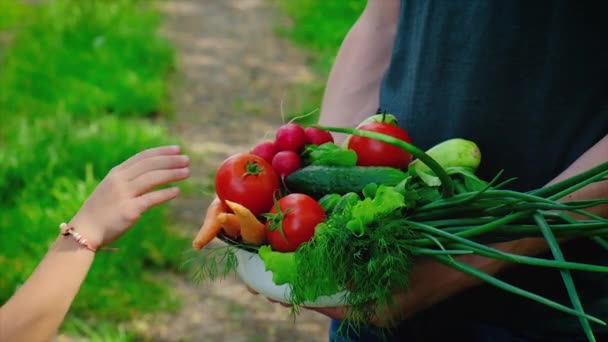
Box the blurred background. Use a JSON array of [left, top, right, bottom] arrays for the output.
[[0, 0, 363, 341]]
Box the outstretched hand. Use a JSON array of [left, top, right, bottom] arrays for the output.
[[68, 145, 190, 249]]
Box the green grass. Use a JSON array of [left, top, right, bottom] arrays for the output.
[[274, 0, 365, 124], [0, 0, 189, 339], [0, 0, 28, 31], [276, 0, 365, 74], [0, 0, 175, 119]]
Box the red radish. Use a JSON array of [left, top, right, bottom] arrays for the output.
[[275, 123, 307, 152], [271, 150, 302, 177], [251, 141, 277, 164], [304, 127, 334, 145]]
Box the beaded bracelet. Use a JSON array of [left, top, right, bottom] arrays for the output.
[[59, 223, 98, 252], [59, 222, 118, 252]]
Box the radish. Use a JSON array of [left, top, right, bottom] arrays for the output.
[[275, 123, 306, 152], [272, 150, 302, 177], [304, 127, 334, 145], [251, 141, 277, 164]]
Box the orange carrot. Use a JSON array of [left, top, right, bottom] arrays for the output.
[[218, 212, 241, 239], [192, 197, 226, 250], [224, 200, 266, 246]]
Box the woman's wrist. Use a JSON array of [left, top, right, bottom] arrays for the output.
[[66, 215, 104, 249]]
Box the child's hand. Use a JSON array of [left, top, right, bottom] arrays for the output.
[[68, 146, 190, 249]]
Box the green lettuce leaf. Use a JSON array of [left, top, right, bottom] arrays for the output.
[[258, 245, 296, 285]]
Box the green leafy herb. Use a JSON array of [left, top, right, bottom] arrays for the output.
[[290, 186, 417, 325], [184, 245, 238, 285]]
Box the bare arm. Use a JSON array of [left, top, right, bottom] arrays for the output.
[[313, 134, 608, 324], [0, 146, 190, 342], [318, 0, 400, 143]]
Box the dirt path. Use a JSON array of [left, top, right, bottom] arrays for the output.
[[137, 1, 330, 341]]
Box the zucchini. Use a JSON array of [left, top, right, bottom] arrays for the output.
[[285, 165, 408, 199]]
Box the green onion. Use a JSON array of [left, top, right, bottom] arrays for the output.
[[534, 213, 596, 342], [432, 254, 605, 326]]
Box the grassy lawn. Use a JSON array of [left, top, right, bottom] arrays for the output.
[[0, 0, 188, 339]]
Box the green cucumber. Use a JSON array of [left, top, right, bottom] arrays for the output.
[[285, 165, 408, 199]]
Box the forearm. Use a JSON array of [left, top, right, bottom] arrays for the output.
[[318, 0, 399, 143], [546, 134, 608, 217], [0, 236, 95, 342]]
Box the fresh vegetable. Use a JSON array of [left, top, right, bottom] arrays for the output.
[[259, 245, 339, 301], [217, 212, 241, 239], [342, 113, 399, 148], [275, 123, 307, 152], [285, 165, 407, 199], [298, 125, 608, 338], [331, 192, 360, 216], [215, 153, 280, 216], [410, 138, 482, 186], [225, 200, 266, 246], [291, 186, 415, 319], [192, 197, 227, 250], [361, 113, 398, 126], [302, 142, 357, 167], [265, 194, 327, 252], [347, 122, 413, 169], [258, 245, 297, 285], [251, 141, 277, 164], [271, 150, 302, 177], [193, 121, 608, 342], [318, 193, 342, 213], [318, 125, 455, 197], [304, 126, 334, 145]]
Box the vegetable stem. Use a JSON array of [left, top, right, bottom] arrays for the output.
[[530, 162, 608, 198], [405, 220, 608, 272], [534, 213, 596, 342], [432, 254, 605, 325]]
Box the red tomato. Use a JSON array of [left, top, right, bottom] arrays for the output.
[[347, 122, 413, 169], [265, 194, 326, 252], [215, 153, 280, 216]]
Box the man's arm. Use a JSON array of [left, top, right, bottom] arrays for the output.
[[318, 0, 400, 143], [313, 135, 608, 325]]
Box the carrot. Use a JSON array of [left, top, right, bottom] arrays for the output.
[[218, 212, 241, 239], [224, 200, 266, 246], [192, 197, 226, 250]]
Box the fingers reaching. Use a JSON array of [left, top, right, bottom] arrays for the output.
[[124, 154, 190, 180], [137, 187, 181, 212], [117, 145, 182, 171], [131, 167, 190, 196]]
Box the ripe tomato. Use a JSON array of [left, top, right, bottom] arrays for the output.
[[265, 194, 326, 252], [215, 153, 280, 216], [347, 122, 413, 169]]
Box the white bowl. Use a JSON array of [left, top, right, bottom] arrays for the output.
[[234, 247, 348, 307]]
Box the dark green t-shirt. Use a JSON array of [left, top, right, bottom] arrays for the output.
[[378, 0, 608, 339]]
